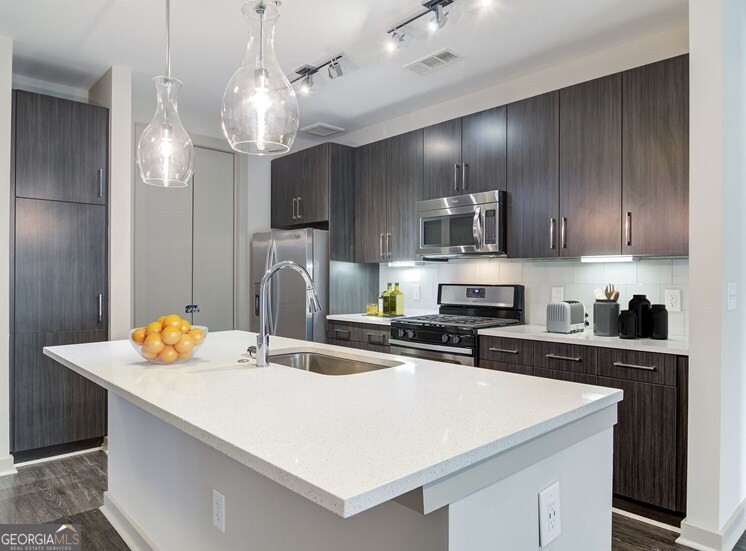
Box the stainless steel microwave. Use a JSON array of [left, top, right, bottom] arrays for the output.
[[416, 190, 506, 260]]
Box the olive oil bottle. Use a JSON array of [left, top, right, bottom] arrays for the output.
[[391, 282, 404, 316], [381, 283, 393, 316]]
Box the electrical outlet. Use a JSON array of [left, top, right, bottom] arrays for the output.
[[664, 289, 682, 312], [213, 489, 225, 533], [551, 287, 564, 303], [412, 284, 421, 301], [539, 482, 561, 547]]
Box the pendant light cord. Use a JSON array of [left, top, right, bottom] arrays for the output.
[[165, 0, 171, 78]]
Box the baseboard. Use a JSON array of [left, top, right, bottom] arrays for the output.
[[0, 454, 17, 477], [101, 492, 157, 551], [678, 498, 746, 551]]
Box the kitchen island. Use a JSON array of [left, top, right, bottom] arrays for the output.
[[45, 331, 622, 551]]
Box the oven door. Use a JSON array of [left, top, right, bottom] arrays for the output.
[[390, 342, 475, 366]]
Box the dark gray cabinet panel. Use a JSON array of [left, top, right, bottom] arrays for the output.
[[13, 330, 107, 452], [506, 92, 560, 258], [14, 91, 108, 205], [354, 141, 387, 263], [597, 348, 676, 386], [676, 357, 688, 513], [386, 130, 422, 261], [461, 106, 507, 194], [328, 144, 356, 262], [560, 74, 622, 257], [479, 336, 535, 366], [622, 55, 689, 256], [270, 153, 295, 228], [534, 341, 597, 374], [479, 360, 533, 376], [297, 145, 329, 225], [422, 118, 462, 200], [15, 199, 107, 333], [599, 376, 678, 511], [533, 367, 597, 386]]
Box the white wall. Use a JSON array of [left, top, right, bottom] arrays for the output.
[[0, 35, 14, 476], [679, 1, 746, 550], [89, 67, 134, 340]]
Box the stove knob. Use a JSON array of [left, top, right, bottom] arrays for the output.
[[396, 328, 407, 338], [441, 334, 450, 344], [450, 335, 462, 345], [405, 330, 416, 339]]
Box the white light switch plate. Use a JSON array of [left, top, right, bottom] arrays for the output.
[[412, 284, 421, 301], [551, 287, 564, 302], [213, 489, 226, 533], [728, 283, 737, 311], [539, 482, 561, 547], [664, 289, 681, 312]]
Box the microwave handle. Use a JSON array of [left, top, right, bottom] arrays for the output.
[[472, 205, 483, 250]]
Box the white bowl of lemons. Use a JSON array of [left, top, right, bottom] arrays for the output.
[[129, 314, 207, 364]]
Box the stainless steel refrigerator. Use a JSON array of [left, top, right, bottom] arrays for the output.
[[250, 229, 328, 342]]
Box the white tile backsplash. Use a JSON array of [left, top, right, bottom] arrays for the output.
[[379, 258, 690, 336]]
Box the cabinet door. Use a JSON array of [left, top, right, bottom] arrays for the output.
[[533, 367, 597, 386], [192, 147, 235, 331], [507, 92, 560, 258], [461, 106, 506, 194], [15, 91, 108, 205], [386, 130, 422, 261], [271, 154, 296, 228], [297, 144, 329, 225], [422, 118, 462, 200], [354, 141, 388, 263], [15, 199, 107, 333], [599, 376, 678, 510], [560, 74, 622, 257], [13, 330, 107, 452], [622, 55, 689, 255]]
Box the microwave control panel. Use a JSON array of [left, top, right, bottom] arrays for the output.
[[484, 209, 497, 245]]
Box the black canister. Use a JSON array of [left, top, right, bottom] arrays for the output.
[[618, 310, 637, 339], [651, 304, 669, 340], [628, 294, 652, 338]]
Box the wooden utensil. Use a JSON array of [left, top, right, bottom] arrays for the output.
[[594, 288, 606, 300], [604, 283, 616, 300]]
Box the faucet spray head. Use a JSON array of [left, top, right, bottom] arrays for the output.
[[306, 287, 322, 313]]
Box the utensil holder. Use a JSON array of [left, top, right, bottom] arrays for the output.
[[593, 300, 619, 337]]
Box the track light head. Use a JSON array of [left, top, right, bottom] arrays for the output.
[[387, 30, 406, 52], [299, 74, 314, 95], [428, 4, 447, 32], [328, 59, 343, 79]]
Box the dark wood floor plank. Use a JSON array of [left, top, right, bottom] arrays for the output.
[[611, 512, 680, 551], [51, 510, 129, 551]]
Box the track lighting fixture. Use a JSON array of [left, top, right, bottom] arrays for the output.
[[290, 56, 344, 95], [328, 59, 343, 79], [299, 74, 314, 95], [386, 30, 406, 52], [428, 4, 448, 32]]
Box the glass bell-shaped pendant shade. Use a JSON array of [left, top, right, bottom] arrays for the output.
[[221, 1, 299, 155], [137, 76, 195, 187]]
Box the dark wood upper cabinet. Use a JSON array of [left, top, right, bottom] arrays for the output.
[[14, 91, 108, 205], [270, 151, 295, 229], [386, 130, 422, 261], [559, 74, 622, 257], [297, 145, 330, 226], [354, 141, 387, 264], [506, 91, 560, 258], [461, 106, 507, 194], [15, 199, 107, 333], [622, 55, 689, 256], [422, 118, 462, 200]]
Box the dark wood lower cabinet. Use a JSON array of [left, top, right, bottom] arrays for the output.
[[478, 359, 533, 376], [534, 367, 597, 386], [13, 330, 107, 453]]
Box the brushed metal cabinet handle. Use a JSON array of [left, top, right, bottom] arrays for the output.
[[97, 169, 104, 198], [546, 353, 582, 362], [625, 211, 632, 246], [488, 348, 519, 355], [454, 164, 460, 192], [379, 233, 384, 258], [367, 333, 386, 344], [97, 294, 103, 324], [333, 329, 351, 340], [613, 361, 656, 372], [297, 197, 303, 218], [462, 163, 468, 190], [550, 218, 556, 250], [292, 197, 297, 220], [387, 233, 392, 258], [561, 217, 567, 249]]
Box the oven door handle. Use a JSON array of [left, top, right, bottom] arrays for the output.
[[472, 205, 483, 250], [389, 339, 473, 355]]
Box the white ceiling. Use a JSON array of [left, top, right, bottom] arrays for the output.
[[0, 0, 687, 140]]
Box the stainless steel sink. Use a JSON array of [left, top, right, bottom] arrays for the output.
[[269, 350, 402, 376]]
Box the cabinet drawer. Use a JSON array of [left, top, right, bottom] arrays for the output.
[[479, 337, 535, 365], [535, 342, 597, 374], [479, 359, 533, 376], [597, 349, 676, 386], [534, 367, 598, 386], [328, 337, 362, 350], [359, 327, 389, 347], [327, 322, 361, 342]]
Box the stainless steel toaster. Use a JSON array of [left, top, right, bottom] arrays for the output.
[[546, 301, 588, 334]]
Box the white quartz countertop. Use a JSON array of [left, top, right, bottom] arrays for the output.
[[478, 325, 689, 356], [45, 331, 621, 518]]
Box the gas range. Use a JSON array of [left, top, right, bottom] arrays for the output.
[[389, 284, 524, 367]]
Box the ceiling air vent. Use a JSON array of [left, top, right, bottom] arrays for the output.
[[404, 48, 463, 75], [300, 123, 346, 137]]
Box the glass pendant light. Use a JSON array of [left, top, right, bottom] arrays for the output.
[[136, 0, 194, 187], [221, 1, 299, 155]]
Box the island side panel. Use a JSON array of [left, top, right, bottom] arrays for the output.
[[104, 393, 449, 551], [447, 428, 614, 550]]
